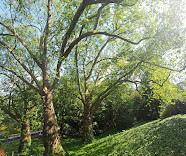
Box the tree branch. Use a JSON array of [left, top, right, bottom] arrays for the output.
[[87, 0, 124, 5], [144, 61, 186, 72], [42, 0, 53, 89], [0, 105, 21, 122], [86, 38, 111, 81], [0, 21, 42, 69], [51, 2, 88, 90], [0, 65, 39, 92], [93, 4, 107, 31], [86, 57, 113, 66], [64, 31, 149, 60], [0, 33, 14, 36], [88, 0, 138, 6], [75, 47, 85, 104], [147, 71, 171, 87], [24, 24, 41, 31], [0, 40, 42, 90], [83, 47, 88, 94], [92, 61, 142, 106], [60, 1, 88, 55]]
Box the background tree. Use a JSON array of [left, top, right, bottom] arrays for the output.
[[0, 77, 41, 154], [73, 0, 185, 141]]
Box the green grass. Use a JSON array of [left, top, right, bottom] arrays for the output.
[[3, 115, 186, 156]]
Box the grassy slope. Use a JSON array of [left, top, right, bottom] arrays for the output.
[[3, 115, 186, 156], [70, 115, 186, 156]]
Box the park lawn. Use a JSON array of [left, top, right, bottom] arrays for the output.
[[3, 114, 186, 156]]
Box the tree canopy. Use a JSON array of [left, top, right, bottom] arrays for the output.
[[0, 0, 185, 155]]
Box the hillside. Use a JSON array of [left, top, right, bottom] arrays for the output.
[[70, 115, 186, 156]]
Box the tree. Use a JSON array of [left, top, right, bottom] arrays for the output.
[[0, 0, 185, 154], [0, 77, 41, 154], [75, 39, 144, 141], [73, 0, 186, 141]]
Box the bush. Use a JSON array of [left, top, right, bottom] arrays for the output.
[[113, 104, 135, 131], [93, 101, 115, 135], [132, 92, 160, 121], [161, 99, 186, 118], [94, 100, 135, 133]]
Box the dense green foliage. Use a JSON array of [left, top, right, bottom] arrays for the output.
[[161, 100, 186, 118]]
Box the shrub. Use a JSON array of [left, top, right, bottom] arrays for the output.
[[161, 99, 186, 118], [132, 92, 160, 121], [113, 104, 135, 131], [94, 100, 135, 133]]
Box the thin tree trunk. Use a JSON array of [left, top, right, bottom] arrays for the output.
[[42, 91, 65, 155], [81, 103, 94, 142], [18, 110, 31, 155]]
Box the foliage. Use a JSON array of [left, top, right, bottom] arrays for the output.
[[18, 138, 32, 156], [0, 112, 20, 137], [131, 91, 160, 121], [94, 84, 135, 132], [54, 76, 83, 136], [161, 99, 186, 118]]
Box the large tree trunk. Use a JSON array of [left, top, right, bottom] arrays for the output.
[[81, 103, 94, 142], [42, 91, 65, 156], [18, 110, 31, 155]]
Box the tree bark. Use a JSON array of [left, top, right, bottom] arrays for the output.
[[18, 112, 31, 155], [81, 103, 94, 142], [0, 147, 6, 156], [42, 91, 65, 156]]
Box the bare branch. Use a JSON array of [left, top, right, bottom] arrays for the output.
[[93, 4, 107, 31], [64, 31, 150, 60], [0, 33, 14, 36], [86, 38, 111, 81], [0, 22, 42, 68], [75, 47, 85, 104], [144, 61, 186, 72], [0, 65, 39, 92], [0, 40, 41, 90]]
